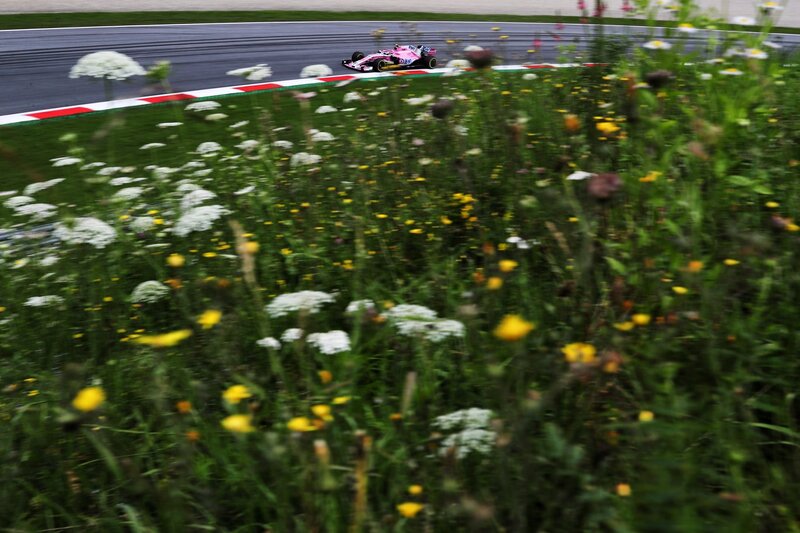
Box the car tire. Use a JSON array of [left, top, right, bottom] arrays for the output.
[[424, 56, 437, 69], [352, 51, 365, 62], [373, 59, 389, 72]]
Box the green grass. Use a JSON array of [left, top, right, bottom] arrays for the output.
[[0, 10, 798, 34], [2, 12, 800, 533]]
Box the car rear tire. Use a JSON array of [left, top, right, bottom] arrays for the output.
[[373, 59, 389, 72], [352, 51, 365, 62], [423, 56, 437, 69]]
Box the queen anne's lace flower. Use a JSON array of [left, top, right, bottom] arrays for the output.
[[4, 196, 34, 209], [24, 178, 64, 195], [307, 330, 351, 354], [227, 63, 273, 81], [14, 203, 58, 220], [256, 337, 281, 350], [54, 217, 117, 248], [266, 291, 335, 317], [51, 157, 83, 167], [385, 304, 438, 321], [180, 188, 216, 211], [185, 101, 221, 112], [130, 216, 155, 232], [310, 131, 335, 142], [112, 187, 145, 201], [440, 429, 496, 459], [272, 140, 294, 150], [281, 328, 304, 342], [172, 205, 229, 237], [290, 152, 322, 167], [434, 408, 493, 431], [130, 280, 170, 303], [300, 64, 334, 78], [343, 92, 362, 103], [196, 142, 222, 155], [315, 106, 337, 114], [24, 295, 65, 307], [69, 51, 146, 80], [346, 299, 376, 315]]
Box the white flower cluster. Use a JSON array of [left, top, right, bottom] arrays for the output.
[[54, 217, 117, 249], [434, 408, 496, 459], [405, 94, 435, 106], [4, 196, 34, 209], [385, 304, 465, 342], [266, 290, 335, 317], [24, 295, 65, 307], [227, 63, 273, 81], [69, 51, 146, 80], [290, 152, 322, 167], [343, 92, 362, 103], [180, 188, 216, 211], [256, 337, 282, 350], [130, 216, 155, 232], [52, 157, 83, 167], [272, 140, 294, 150], [300, 64, 333, 78], [315, 106, 337, 114], [130, 280, 170, 303], [307, 330, 351, 354], [196, 142, 222, 156], [172, 205, 229, 237], [112, 186, 145, 202], [24, 178, 64, 195], [281, 328, 304, 342], [14, 203, 58, 221], [310, 131, 335, 142], [185, 101, 221, 112], [346, 299, 376, 315]]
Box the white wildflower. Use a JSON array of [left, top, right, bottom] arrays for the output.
[[54, 217, 117, 248], [39, 255, 60, 267], [185, 101, 221, 112], [236, 140, 260, 151], [744, 48, 768, 59], [310, 131, 335, 142], [343, 91, 362, 103], [731, 16, 756, 25], [567, 170, 594, 181], [307, 330, 351, 354], [97, 166, 122, 176], [405, 94, 435, 106], [14, 203, 57, 220], [434, 408, 493, 431], [109, 177, 145, 187], [24, 295, 65, 307], [763, 40, 783, 49], [300, 64, 334, 78], [385, 304, 438, 321], [180, 188, 216, 211], [130, 280, 170, 303], [157, 122, 183, 128], [4, 196, 34, 209], [440, 428, 496, 459], [69, 51, 146, 80], [196, 141, 222, 155], [140, 142, 166, 150], [234, 185, 255, 195], [315, 105, 338, 114], [130, 216, 155, 232], [81, 162, 106, 170], [256, 337, 282, 350], [266, 290, 336, 318], [445, 59, 470, 69], [227, 63, 273, 81], [463, 45, 484, 52], [229, 120, 249, 129], [522, 73, 538, 81], [700, 73, 713, 80], [643, 40, 673, 50], [759, 1, 783, 11], [51, 157, 83, 167], [272, 140, 294, 150], [112, 187, 145, 201], [676, 23, 698, 33], [172, 205, 229, 237], [281, 328, 304, 342], [176, 182, 200, 193], [205, 113, 228, 122], [290, 152, 322, 167], [24, 178, 64, 196], [0, 190, 17, 197], [720, 68, 743, 76], [346, 299, 376, 315]]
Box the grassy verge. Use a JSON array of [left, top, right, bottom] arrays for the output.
[[2, 11, 800, 533], [0, 10, 798, 34]]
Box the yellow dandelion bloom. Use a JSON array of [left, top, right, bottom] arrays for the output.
[[723, 259, 740, 266], [596, 121, 620, 135], [672, 286, 689, 295], [197, 309, 222, 329], [765, 201, 779, 208], [494, 314, 535, 342], [311, 404, 334, 421], [408, 484, 424, 495], [397, 502, 425, 518], [287, 416, 319, 432], [639, 170, 661, 183], [499, 259, 519, 272], [486, 276, 504, 290], [614, 321, 635, 332], [223, 385, 252, 405], [221, 414, 255, 433], [166, 253, 185, 267], [240, 241, 260, 254], [318, 370, 333, 384], [72, 386, 106, 412], [632, 313, 651, 326], [132, 329, 192, 348], [638, 410, 655, 422], [686, 260, 704, 273], [562, 342, 597, 364], [332, 396, 351, 405], [616, 483, 632, 497]]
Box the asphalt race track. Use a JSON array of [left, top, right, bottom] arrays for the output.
[[1, 20, 798, 115]]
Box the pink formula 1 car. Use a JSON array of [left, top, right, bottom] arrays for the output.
[[342, 44, 438, 72]]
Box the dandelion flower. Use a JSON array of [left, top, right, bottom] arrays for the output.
[[616, 483, 632, 496], [167, 253, 185, 267], [221, 414, 255, 433], [638, 410, 655, 422], [499, 260, 519, 272], [397, 502, 425, 518], [132, 329, 192, 348], [223, 385, 252, 404], [287, 416, 318, 432], [72, 386, 106, 412], [562, 342, 597, 364], [632, 313, 651, 326], [493, 314, 535, 341], [672, 286, 689, 294]]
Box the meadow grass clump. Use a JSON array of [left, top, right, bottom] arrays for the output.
[[1, 4, 800, 530]]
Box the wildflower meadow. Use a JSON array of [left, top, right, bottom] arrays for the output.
[[1, 1, 800, 530]]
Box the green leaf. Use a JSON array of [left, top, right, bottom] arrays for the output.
[[604, 256, 627, 275]]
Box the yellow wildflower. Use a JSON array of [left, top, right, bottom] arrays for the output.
[[638, 410, 655, 422], [596, 121, 620, 135], [724, 259, 740, 266], [486, 276, 504, 290], [499, 259, 519, 272], [616, 483, 632, 497], [493, 314, 535, 341], [686, 260, 704, 273], [408, 485, 424, 495], [672, 286, 689, 295], [318, 369, 333, 384], [332, 396, 351, 405], [72, 386, 106, 412], [397, 502, 425, 518], [221, 414, 255, 433], [176, 400, 192, 414], [639, 171, 661, 183], [287, 416, 319, 432], [223, 385, 252, 405], [311, 404, 334, 421], [562, 343, 597, 364], [631, 313, 651, 326], [166, 253, 185, 267], [197, 309, 222, 329], [614, 321, 635, 332], [132, 329, 192, 348]]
